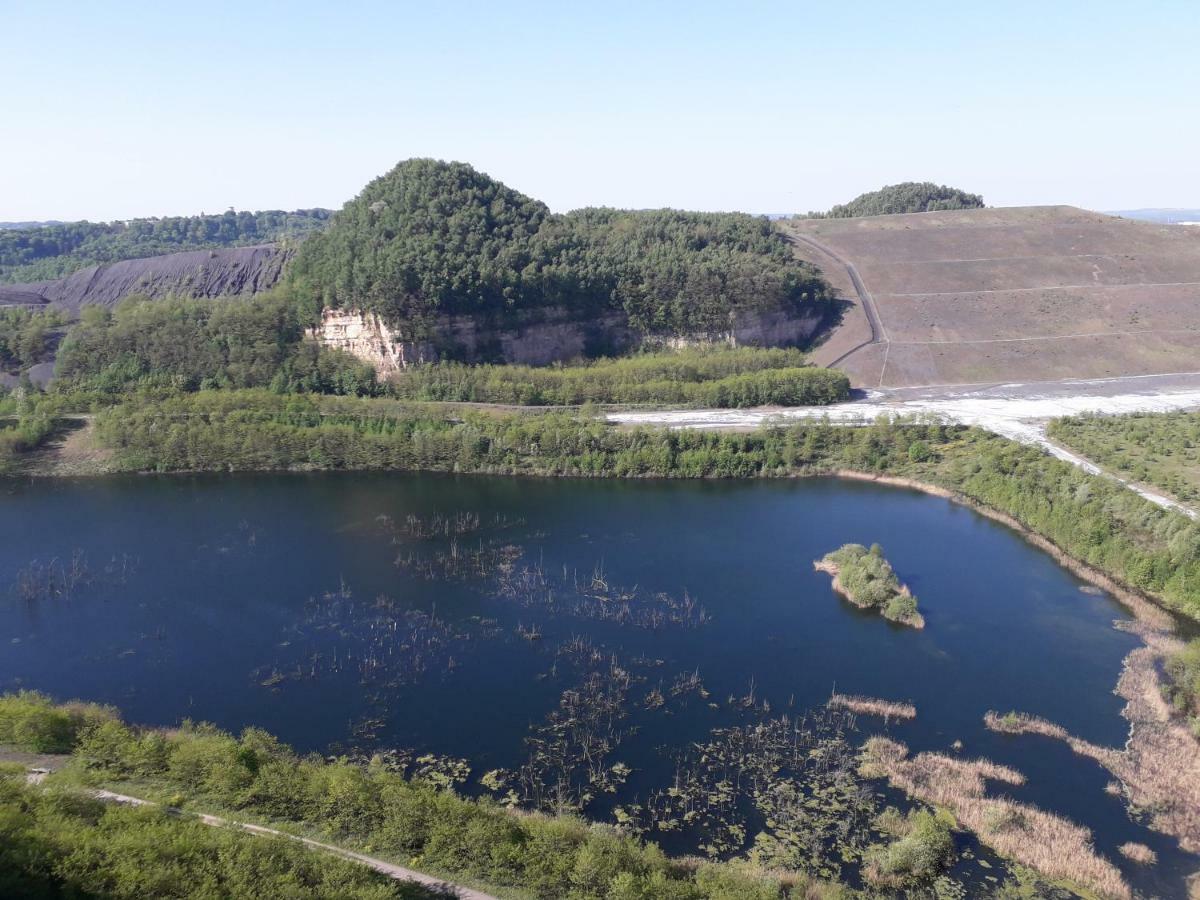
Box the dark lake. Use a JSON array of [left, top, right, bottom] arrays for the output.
[[2, 473, 1195, 895]]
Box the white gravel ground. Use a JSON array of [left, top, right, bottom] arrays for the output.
[[608, 372, 1200, 518]]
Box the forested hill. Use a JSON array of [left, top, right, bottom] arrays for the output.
[[817, 182, 984, 218], [290, 159, 831, 336], [0, 209, 332, 284]]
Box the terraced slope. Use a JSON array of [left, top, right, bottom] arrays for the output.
[[785, 207, 1200, 388]]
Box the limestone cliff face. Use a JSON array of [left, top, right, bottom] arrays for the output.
[[310, 305, 827, 376]]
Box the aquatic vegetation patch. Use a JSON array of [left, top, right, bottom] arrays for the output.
[[827, 692, 916, 722], [985, 625, 1200, 855], [1117, 842, 1157, 865], [859, 736, 1131, 899], [482, 641, 636, 813], [626, 709, 876, 878], [9, 549, 137, 603], [814, 543, 924, 628]]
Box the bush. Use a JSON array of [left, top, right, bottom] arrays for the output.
[[0, 691, 115, 753]]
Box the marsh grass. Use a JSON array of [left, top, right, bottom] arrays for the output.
[[982, 628, 1200, 855], [827, 693, 916, 722], [859, 736, 1131, 900]]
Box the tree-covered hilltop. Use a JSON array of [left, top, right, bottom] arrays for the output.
[[0, 209, 332, 284], [290, 159, 831, 336], [816, 183, 984, 218]]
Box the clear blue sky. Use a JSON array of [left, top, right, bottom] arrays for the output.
[[2, 0, 1197, 221]]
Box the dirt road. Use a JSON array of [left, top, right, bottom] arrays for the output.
[[789, 231, 888, 356], [20, 768, 497, 900]]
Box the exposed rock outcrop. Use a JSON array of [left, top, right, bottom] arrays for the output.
[[309, 306, 827, 376], [0, 245, 290, 312]]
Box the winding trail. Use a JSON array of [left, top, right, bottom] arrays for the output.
[[22, 770, 497, 900], [789, 231, 889, 377]]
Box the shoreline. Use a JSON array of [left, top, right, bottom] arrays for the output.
[[826, 469, 1178, 632]]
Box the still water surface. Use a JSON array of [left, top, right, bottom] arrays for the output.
[[1, 473, 1194, 895]]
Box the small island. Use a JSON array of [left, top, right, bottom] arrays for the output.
[[814, 543, 925, 628]]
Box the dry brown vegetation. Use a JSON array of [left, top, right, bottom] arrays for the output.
[[786, 207, 1200, 387], [1117, 842, 1157, 865], [828, 692, 916, 721], [981, 624, 1200, 855], [859, 736, 1131, 900]]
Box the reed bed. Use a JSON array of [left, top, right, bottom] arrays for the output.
[[828, 693, 916, 721], [860, 737, 1131, 900], [982, 629, 1200, 855], [1117, 842, 1157, 865]]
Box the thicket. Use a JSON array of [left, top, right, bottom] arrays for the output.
[[0, 776, 434, 899], [0, 307, 66, 372], [0, 209, 331, 284], [0, 692, 116, 753], [862, 808, 955, 888], [54, 293, 379, 398], [817, 544, 923, 627], [0, 404, 58, 474], [1049, 411, 1200, 503], [390, 349, 850, 407], [1, 697, 848, 900], [290, 159, 831, 336], [812, 183, 984, 218]]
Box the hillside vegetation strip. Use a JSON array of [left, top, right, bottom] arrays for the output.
[[289, 159, 833, 337]]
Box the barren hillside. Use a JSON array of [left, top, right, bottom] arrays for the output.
[[0, 245, 289, 312], [785, 207, 1200, 388]]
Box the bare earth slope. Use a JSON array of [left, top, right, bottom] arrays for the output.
[[785, 207, 1200, 388], [0, 245, 290, 312]]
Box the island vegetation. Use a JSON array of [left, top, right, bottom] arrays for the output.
[[814, 544, 924, 628], [809, 182, 985, 218], [0, 209, 331, 284]]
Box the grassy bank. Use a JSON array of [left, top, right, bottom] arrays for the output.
[[84, 389, 1200, 621], [1, 693, 848, 900]]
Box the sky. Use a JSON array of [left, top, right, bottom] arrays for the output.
[[2, 0, 1198, 221]]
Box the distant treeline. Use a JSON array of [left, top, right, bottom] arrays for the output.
[[808, 183, 984, 218], [92, 391, 1200, 621], [0, 209, 332, 284], [290, 159, 831, 336], [391, 349, 850, 407]]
